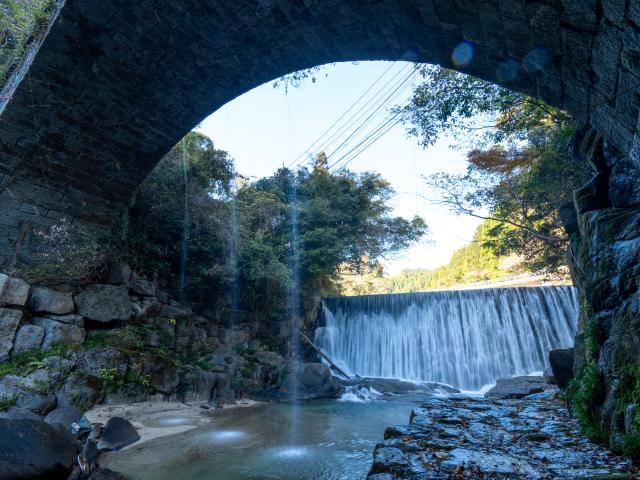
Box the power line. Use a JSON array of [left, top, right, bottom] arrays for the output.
[[287, 63, 412, 169], [324, 68, 414, 164], [329, 108, 405, 172], [285, 62, 398, 169]]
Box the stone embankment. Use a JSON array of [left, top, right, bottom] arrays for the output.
[[369, 376, 638, 479], [0, 264, 342, 478]]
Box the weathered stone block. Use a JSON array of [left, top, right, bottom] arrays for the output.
[[0, 308, 22, 361], [0, 274, 30, 307], [32, 317, 85, 350], [12, 324, 45, 355], [29, 287, 74, 315], [74, 284, 132, 323]]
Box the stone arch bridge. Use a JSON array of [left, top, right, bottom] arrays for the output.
[[0, 0, 639, 266]]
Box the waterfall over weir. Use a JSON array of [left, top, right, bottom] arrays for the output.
[[315, 286, 579, 391]]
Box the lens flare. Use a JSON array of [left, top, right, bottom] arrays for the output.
[[452, 42, 474, 68]]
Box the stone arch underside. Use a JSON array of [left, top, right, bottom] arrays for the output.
[[0, 0, 639, 267]]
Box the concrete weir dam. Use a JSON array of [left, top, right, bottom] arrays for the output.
[[315, 286, 579, 391]]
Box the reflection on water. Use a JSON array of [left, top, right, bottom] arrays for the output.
[[103, 395, 422, 480]]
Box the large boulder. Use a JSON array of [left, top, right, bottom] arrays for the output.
[[97, 416, 140, 451], [12, 324, 45, 354], [74, 285, 133, 323], [0, 418, 78, 479], [44, 405, 83, 430], [279, 363, 342, 400], [29, 287, 74, 315], [484, 376, 553, 399], [32, 317, 85, 350], [0, 275, 30, 307], [0, 308, 22, 361], [549, 347, 574, 389]]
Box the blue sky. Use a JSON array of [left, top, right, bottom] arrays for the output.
[[198, 61, 481, 275]]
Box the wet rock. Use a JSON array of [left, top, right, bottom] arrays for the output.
[[344, 377, 459, 395], [0, 308, 22, 360], [131, 277, 155, 297], [279, 363, 343, 400], [0, 274, 30, 307], [74, 285, 133, 322], [0, 418, 78, 479], [32, 317, 85, 350], [29, 286, 74, 314], [370, 447, 410, 476], [98, 416, 140, 451], [484, 375, 552, 399], [369, 395, 637, 479], [549, 347, 574, 389], [45, 405, 83, 430], [105, 261, 132, 285], [11, 323, 45, 354]]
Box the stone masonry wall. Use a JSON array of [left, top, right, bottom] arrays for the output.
[[567, 120, 640, 456], [1, 0, 639, 267]]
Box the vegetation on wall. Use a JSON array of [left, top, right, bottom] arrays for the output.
[[0, 0, 54, 87]]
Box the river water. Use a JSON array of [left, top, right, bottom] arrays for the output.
[[103, 393, 421, 480]]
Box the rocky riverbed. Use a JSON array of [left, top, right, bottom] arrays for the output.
[[369, 392, 638, 479]]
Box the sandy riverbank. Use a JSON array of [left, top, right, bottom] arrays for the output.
[[85, 399, 258, 448]]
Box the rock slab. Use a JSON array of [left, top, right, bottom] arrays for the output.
[[484, 375, 552, 399], [369, 396, 637, 479]]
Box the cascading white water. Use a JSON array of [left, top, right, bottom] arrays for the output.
[[315, 286, 579, 390]]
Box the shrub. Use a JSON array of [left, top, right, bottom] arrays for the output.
[[14, 218, 112, 285]]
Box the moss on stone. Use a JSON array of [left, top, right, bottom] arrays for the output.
[[0, 0, 53, 87], [567, 361, 607, 443]]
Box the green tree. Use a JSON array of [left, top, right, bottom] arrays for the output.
[[122, 131, 234, 306], [398, 66, 590, 272]]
